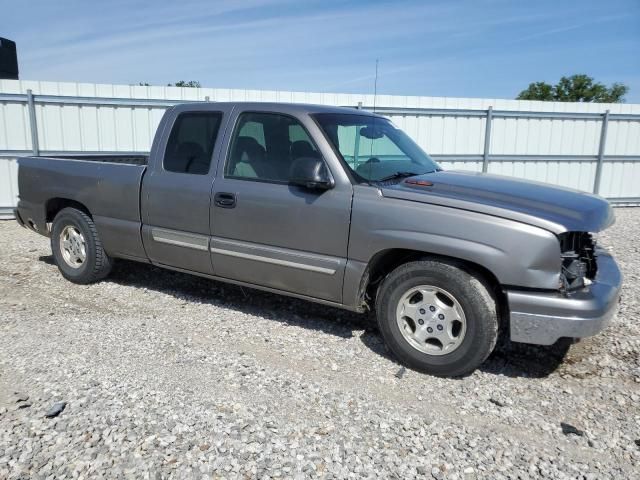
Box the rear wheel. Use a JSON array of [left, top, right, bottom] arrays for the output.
[[375, 259, 498, 377], [51, 208, 113, 284]]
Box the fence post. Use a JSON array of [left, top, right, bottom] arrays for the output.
[[26, 89, 40, 156], [482, 106, 493, 173], [593, 110, 610, 195]]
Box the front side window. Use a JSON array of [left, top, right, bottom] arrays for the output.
[[164, 112, 222, 175], [226, 112, 320, 182], [314, 113, 440, 182]]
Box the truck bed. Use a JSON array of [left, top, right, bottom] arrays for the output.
[[17, 155, 148, 261], [43, 154, 148, 166]]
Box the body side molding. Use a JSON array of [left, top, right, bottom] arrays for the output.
[[151, 227, 209, 251]]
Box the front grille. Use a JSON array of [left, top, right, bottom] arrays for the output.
[[559, 232, 597, 290]]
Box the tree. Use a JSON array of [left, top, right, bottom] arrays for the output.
[[517, 75, 628, 103], [517, 81, 554, 101], [170, 80, 201, 88], [137, 81, 202, 88]]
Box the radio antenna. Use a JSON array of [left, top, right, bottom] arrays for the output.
[[373, 58, 379, 113]]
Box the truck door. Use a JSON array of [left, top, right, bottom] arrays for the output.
[[209, 108, 353, 303], [141, 104, 232, 274]]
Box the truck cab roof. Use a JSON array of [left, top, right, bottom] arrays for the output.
[[169, 101, 384, 117]]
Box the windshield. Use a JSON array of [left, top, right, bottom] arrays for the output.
[[313, 113, 440, 182]]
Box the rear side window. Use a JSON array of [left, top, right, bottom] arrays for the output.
[[164, 112, 222, 175]]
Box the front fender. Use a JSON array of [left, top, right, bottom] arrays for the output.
[[346, 187, 562, 299]]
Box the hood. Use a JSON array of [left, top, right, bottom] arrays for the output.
[[381, 170, 614, 234]]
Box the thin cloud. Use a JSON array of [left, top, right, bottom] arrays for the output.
[[512, 13, 630, 43]]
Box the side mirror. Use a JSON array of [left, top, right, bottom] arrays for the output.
[[289, 157, 334, 191]]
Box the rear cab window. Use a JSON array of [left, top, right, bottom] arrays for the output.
[[163, 112, 223, 175]]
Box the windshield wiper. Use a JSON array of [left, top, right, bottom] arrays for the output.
[[376, 171, 422, 182]]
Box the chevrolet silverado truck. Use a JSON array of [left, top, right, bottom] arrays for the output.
[[15, 102, 622, 376]]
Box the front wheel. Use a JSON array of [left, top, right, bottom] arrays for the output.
[[375, 259, 498, 377], [51, 207, 113, 284]]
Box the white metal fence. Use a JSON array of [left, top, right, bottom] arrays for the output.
[[1, 79, 640, 218]]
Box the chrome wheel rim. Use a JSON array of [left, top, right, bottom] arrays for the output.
[[396, 285, 467, 356], [60, 225, 86, 268]]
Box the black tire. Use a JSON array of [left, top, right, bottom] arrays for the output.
[[375, 259, 498, 377], [50, 207, 113, 284]]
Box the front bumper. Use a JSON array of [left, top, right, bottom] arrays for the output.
[[507, 250, 622, 345]]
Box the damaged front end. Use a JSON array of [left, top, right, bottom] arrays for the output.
[[507, 228, 622, 346], [559, 232, 598, 291]]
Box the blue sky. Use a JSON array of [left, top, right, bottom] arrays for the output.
[[2, 0, 640, 102]]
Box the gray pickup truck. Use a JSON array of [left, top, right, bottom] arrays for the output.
[[15, 102, 622, 376]]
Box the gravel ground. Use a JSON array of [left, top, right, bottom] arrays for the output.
[[0, 209, 639, 479]]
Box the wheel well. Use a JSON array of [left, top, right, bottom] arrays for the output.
[[362, 248, 503, 309], [45, 198, 92, 223]]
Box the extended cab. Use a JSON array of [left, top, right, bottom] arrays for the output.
[[15, 102, 622, 376]]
